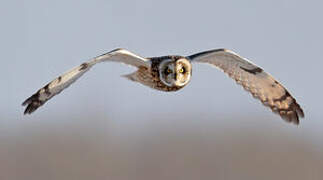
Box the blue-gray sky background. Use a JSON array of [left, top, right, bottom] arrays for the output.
[[1, 0, 322, 179]]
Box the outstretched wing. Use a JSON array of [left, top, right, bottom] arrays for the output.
[[22, 48, 150, 114], [188, 49, 304, 124]]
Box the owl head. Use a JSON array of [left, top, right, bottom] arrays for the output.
[[158, 57, 192, 87]]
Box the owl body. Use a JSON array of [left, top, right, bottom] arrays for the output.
[[22, 48, 304, 124], [124, 55, 192, 92]]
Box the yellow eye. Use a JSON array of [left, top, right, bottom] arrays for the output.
[[167, 69, 172, 73], [179, 67, 185, 73]]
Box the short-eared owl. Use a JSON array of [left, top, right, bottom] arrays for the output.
[[22, 48, 304, 124]]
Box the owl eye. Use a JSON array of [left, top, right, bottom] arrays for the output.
[[164, 67, 172, 75], [179, 67, 186, 73]]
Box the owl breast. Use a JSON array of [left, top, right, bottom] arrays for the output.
[[135, 66, 185, 92], [126, 56, 190, 92]]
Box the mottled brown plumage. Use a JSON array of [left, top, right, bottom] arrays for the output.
[[188, 49, 304, 124], [128, 56, 189, 91], [22, 48, 304, 125]]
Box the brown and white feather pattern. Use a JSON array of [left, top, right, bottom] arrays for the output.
[[22, 62, 93, 114], [22, 48, 150, 114], [188, 49, 304, 124]]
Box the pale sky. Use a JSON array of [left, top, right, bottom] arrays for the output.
[[2, 1, 323, 179], [1, 0, 322, 144]]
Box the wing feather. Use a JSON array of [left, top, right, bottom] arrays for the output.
[[22, 48, 149, 114], [188, 49, 304, 124]]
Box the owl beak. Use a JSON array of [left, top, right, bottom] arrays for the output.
[[173, 73, 177, 81]]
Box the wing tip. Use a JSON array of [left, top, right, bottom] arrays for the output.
[[23, 103, 39, 115], [22, 93, 43, 115], [278, 100, 304, 125]]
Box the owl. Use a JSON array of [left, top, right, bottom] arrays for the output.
[[22, 48, 304, 124]]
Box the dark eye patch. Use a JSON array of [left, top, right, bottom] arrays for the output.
[[164, 67, 170, 75], [181, 66, 186, 73]]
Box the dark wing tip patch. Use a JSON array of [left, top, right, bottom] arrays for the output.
[[22, 92, 44, 115], [22, 83, 53, 115], [269, 91, 304, 125]]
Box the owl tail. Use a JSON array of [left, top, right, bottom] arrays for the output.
[[122, 72, 137, 82]]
